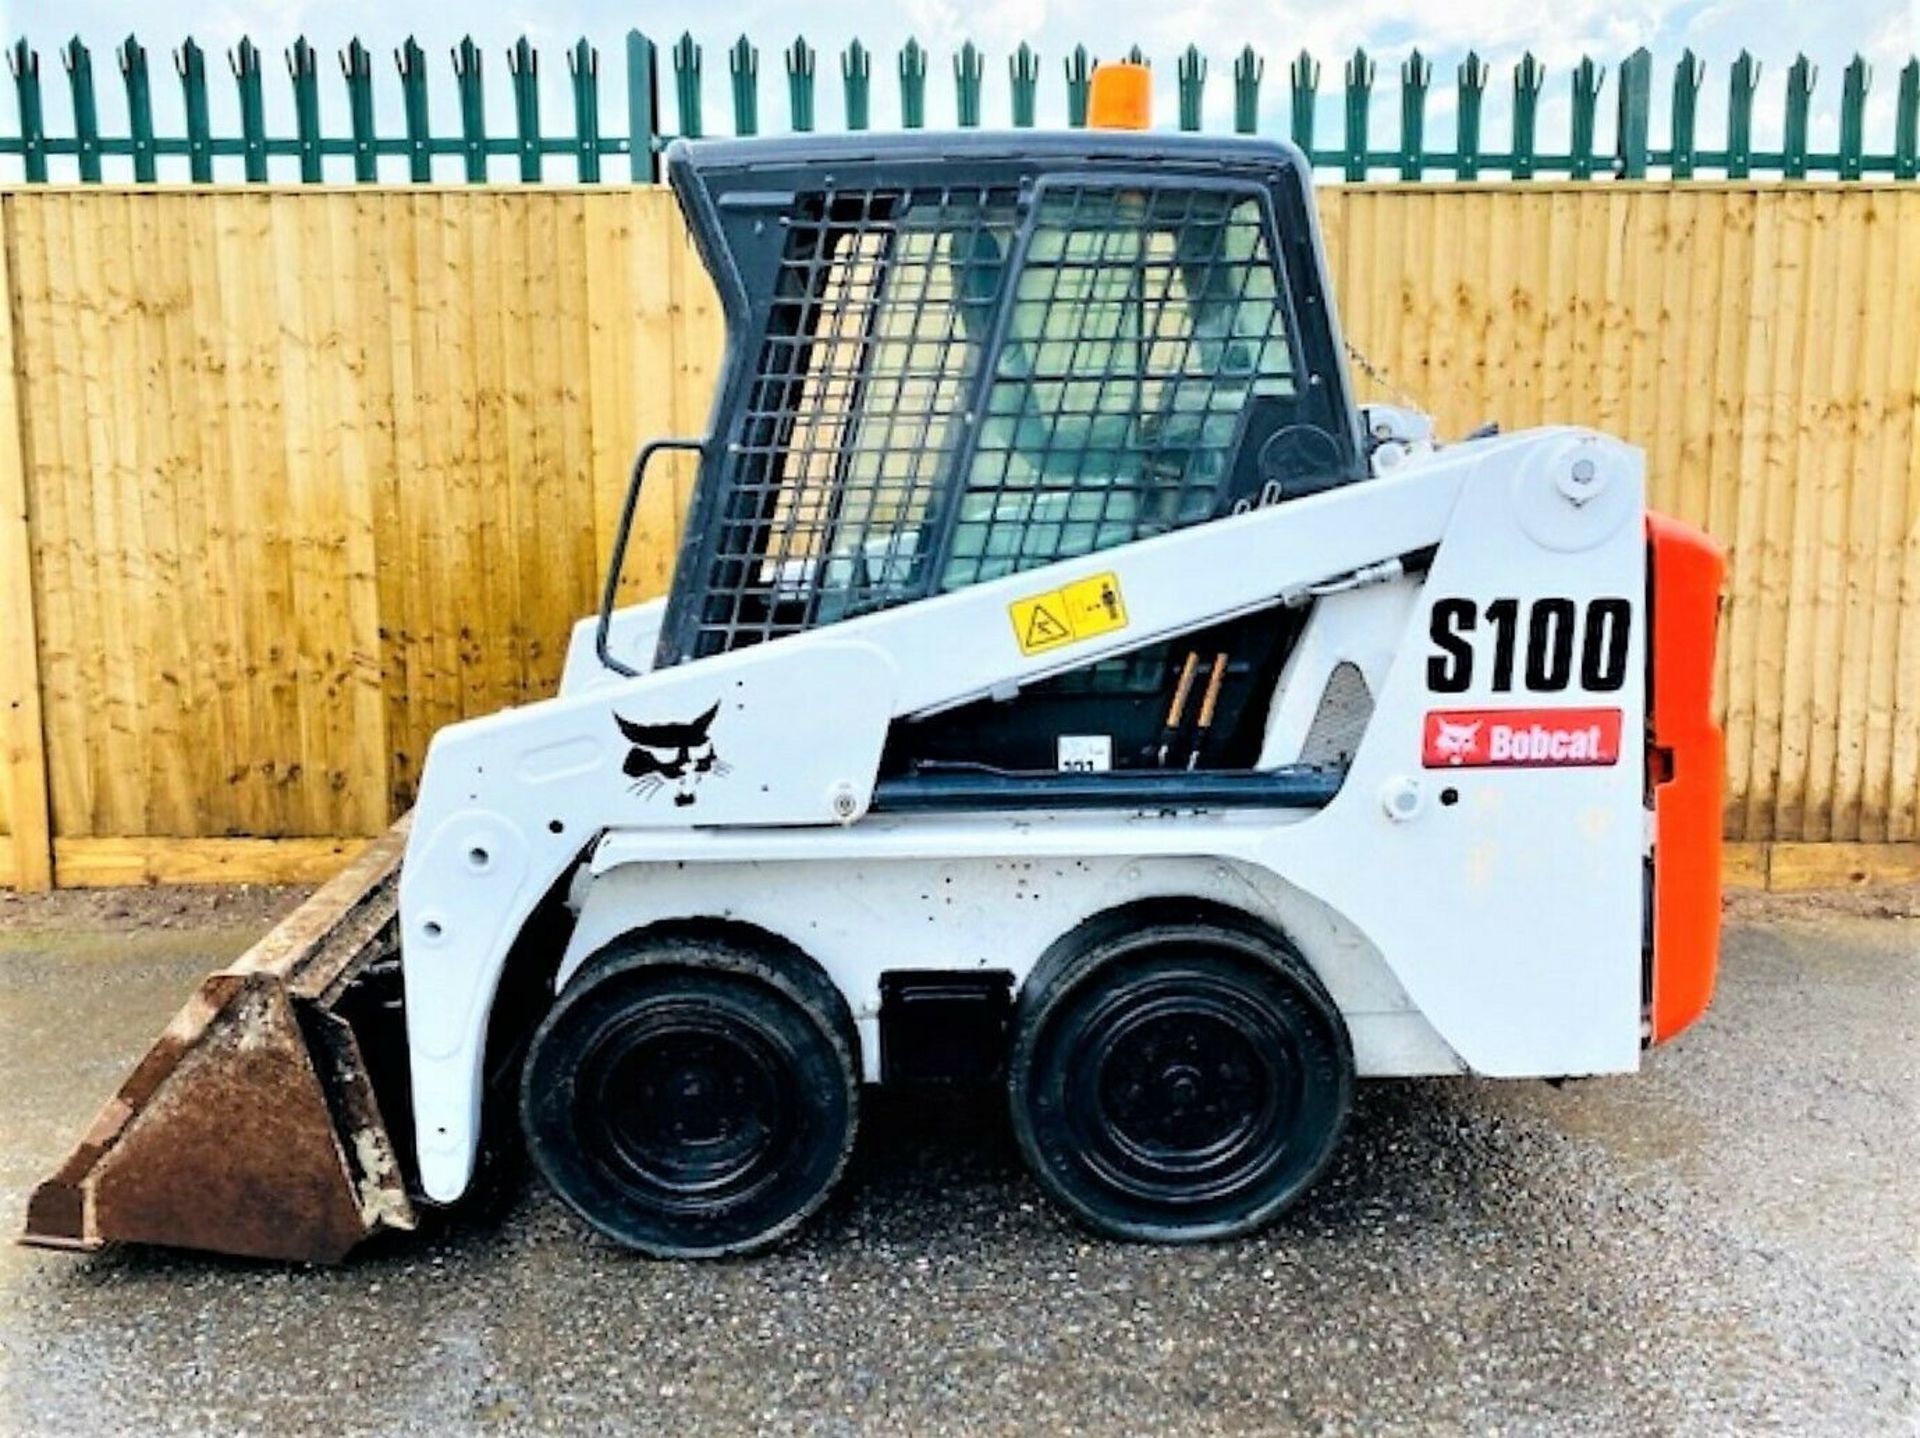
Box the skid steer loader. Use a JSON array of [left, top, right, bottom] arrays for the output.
[[23, 65, 1725, 1263]]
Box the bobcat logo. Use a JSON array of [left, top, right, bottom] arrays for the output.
[[1431, 718, 1483, 765], [614, 702, 728, 807]]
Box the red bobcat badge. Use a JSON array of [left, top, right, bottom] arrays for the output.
[[1422, 708, 1622, 768]]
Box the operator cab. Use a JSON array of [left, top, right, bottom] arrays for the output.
[[637, 129, 1370, 786]]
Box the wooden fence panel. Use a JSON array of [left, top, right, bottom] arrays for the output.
[[0, 182, 1915, 883], [1320, 185, 1920, 843]]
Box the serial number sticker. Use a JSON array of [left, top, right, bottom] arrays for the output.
[[1057, 735, 1114, 773], [1009, 571, 1128, 657]]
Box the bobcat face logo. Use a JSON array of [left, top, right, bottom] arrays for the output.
[[1431, 718, 1483, 765], [614, 702, 728, 807]]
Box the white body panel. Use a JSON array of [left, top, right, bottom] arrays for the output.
[[560, 836, 1464, 1080], [401, 428, 1649, 1203], [559, 600, 665, 694]]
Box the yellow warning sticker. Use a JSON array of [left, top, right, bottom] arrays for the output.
[[1063, 572, 1128, 638], [1009, 593, 1076, 654], [1009, 571, 1128, 656]]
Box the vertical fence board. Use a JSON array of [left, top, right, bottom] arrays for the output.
[[1889, 190, 1920, 841], [157, 191, 217, 832], [1702, 190, 1755, 769], [1751, 191, 1816, 838], [1818, 188, 1874, 839], [127, 188, 195, 832], [1723, 191, 1778, 837], [1477, 190, 1513, 429], [376, 193, 426, 808], [328, 194, 389, 831], [1776, 191, 1841, 839], [0, 199, 52, 887], [67, 195, 134, 832], [482, 190, 523, 706], [584, 191, 637, 600]]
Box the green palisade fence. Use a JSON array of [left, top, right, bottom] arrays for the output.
[[5, 31, 1918, 184]]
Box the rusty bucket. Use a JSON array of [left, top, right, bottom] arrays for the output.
[[20, 823, 417, 1264]]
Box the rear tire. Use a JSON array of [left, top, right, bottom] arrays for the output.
[[1009, 917, 1352, 1242], [520, 936, 858, 1258]]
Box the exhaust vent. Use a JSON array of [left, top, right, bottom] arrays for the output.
[[1299, 661, 1373, 765]]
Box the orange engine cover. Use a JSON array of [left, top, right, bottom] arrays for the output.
[[1646, 513, 1727, 1043]]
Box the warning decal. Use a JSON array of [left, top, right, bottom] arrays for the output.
[[1009, 571, 1129, 656]]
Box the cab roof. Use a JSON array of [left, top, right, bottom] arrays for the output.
[[665, 129, 1309, 182]]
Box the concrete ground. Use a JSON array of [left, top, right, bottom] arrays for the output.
[[0, 887, 1914, 1436]]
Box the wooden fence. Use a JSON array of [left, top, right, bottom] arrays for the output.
[[2, 183, 1918, 889]]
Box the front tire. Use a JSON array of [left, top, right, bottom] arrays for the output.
[[1009, 917, 1352, 1242], [520, 936, 858, 1257]]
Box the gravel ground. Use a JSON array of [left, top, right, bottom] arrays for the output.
[[0, 888, 1914, 1436]]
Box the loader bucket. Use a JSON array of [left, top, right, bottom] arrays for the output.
[[20, 821, 417, 1264]]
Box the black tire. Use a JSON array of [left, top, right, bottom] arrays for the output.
[[1009, 917, 1352, 1242], [520, 935, 858, 1258]]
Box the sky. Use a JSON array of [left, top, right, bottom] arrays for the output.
[[4, 0, 1916, 180]]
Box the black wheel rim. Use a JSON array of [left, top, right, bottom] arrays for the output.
[[1060, 969, 1302, 1207], [577, 1002, 801, 1215]]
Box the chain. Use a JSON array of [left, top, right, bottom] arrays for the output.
[[1343, 340, 1426, 413]]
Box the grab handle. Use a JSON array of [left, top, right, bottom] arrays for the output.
[[596, 437, 705, 677]]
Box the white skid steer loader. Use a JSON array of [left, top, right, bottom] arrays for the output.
[[24, 66, 1726, 1263]]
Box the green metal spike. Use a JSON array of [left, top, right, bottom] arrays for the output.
[[1178, 45, 1206, 132], [1670, 48, 1703, 178], [1838, 55, 1869, 180], [1616, 47, 1652, 179], [341, 40, 376, 182], [1010, 42, 1039, 128], [1896, 59, 1918, 181], [786, 36, 816, 133], [569, 39, 601, 182], [119, 34, 156, 181], [729, 35, 758, 136], [1289, 50, 1319, 155], [509, 36, 541, 181], [1726, 50, 1758, 179], [288, 37, 322, 182], [673, 32, 702, 140], [1456, 51, 1486, 179], [453, 36, 486, 182], [177, 38, 212, 181], [842, 40, 871, 131], [1398, 49, 1429, 180], [1783, 53, 1814, 179], [9, 41, 46, 182], [1065, 45, 1093, 128], [955, 40, 983, 128], [900, 39, 926, 129], [1343, 47, 1373, 181], [229, 37, 265, 182], [1511, 52, 1543, 180], [1232, 46, 1262, 135], [1569, 56, 1604, 180], [395, 36, 432, 182], [63, 36, 102, 182], [626, 31, 659, 180]]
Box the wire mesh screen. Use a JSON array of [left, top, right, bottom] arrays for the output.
[[697, 185, 1019, 656], [690, 178, 1301, 657], [943, 185, 1296, 588]]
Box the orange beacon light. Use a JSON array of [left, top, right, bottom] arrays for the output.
[[1087, 62, 1152, 130]]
